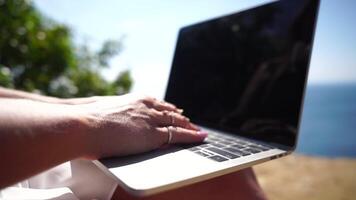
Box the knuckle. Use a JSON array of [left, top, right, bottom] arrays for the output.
[[148, 108, 159, 117], [126, 106, 135, 113], [135, 101, 147, 108], [136, 98, 145, 104], [153, 109, 163, 118], [174, 126, 182, 133], [142, 96, 154, 102], [164, 101, 175, 108], [175, 114, 186, 123]]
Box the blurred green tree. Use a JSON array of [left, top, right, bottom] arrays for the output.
[[0, 0, 132, 97]]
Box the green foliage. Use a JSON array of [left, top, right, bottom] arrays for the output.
[[98, 40, 123, 68], [0, 0, 132, 97]]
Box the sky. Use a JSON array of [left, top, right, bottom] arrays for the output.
[[34, 0, 356, 98]]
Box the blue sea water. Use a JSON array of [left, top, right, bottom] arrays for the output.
[[296, 83, 356, 158]]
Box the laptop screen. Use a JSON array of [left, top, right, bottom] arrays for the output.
[[165, 0, 319, 148]]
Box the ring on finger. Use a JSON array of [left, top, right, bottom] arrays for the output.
[[166, 126, 173, 144]]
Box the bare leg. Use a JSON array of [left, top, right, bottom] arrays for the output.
[[112, 168, 267, 200]]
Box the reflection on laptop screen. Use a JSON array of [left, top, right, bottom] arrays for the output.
[[165, 0, 319, 148]]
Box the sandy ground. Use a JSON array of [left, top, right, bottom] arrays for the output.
[[254, 154, 356, 200]]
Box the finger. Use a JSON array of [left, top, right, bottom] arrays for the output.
[[142, 97, 182, 114], [155, 101, 183, 114], [152, 110, 200, 131], [157, 126, 208, 145], [162, 101, 183, 113]]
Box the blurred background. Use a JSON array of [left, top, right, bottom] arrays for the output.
[[1, 0, 355, 199]]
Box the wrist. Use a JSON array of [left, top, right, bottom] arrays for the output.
[[72, 110, 102, 160], [47, 107, 92, 160], [41, 104, 95, 160]]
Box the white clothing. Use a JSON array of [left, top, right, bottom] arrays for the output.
[[0, 159, 118, 200]]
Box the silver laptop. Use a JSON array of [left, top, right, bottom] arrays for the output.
[[96, 0, 320, 196]]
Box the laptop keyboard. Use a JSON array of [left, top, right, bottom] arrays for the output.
[[186, 132, 273, 162]]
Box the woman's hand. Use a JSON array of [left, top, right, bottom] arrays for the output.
[[78, 95, 208, 159]]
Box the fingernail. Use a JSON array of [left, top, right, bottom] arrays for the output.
[[177, 109, 184, 114], [197, 131, 208, 137]]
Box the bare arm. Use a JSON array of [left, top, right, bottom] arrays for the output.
[[0, 99, 86, 188], [0, 87, 62, 103], [0, 87, 98, 104], [0, 95, 206, 189]]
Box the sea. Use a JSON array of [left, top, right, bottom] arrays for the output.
[[296, 83, 356, 158]]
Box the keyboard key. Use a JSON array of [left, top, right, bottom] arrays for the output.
[[205, 138, 220, 143], [210, 142, 225, 148], [247, 145, 269, 151], [205, 137, 215, 141], [220, 137, 235, 141], [195, 151, 210, 157], [224, 147, 251, 156], [243, 148, 261, 154], [206, 147, 240, 159], [234, 140, 248, 145], [207, 135, 219, 140], [199, 144, 211, 148], [208, 155, 228, 162], [189, 147, 201, 151], [259, 146, 271, 151], [219, 141, 234, 145], [232, 144, 245, 149], [181, 143, 199, 149], [201, 150, 214, 156]]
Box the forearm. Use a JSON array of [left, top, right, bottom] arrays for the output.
[[0, 99, 87, 188], [0, 87, 99, 104], [0, 87, 61, 103]]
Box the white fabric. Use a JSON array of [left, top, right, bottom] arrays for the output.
[[0, 159, 118, 200], [0, 187, 78, 200]]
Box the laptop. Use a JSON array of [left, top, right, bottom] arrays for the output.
[[96, 0, 320, 196]]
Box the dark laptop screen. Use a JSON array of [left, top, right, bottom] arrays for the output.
[[165, 0, 319, 148]]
